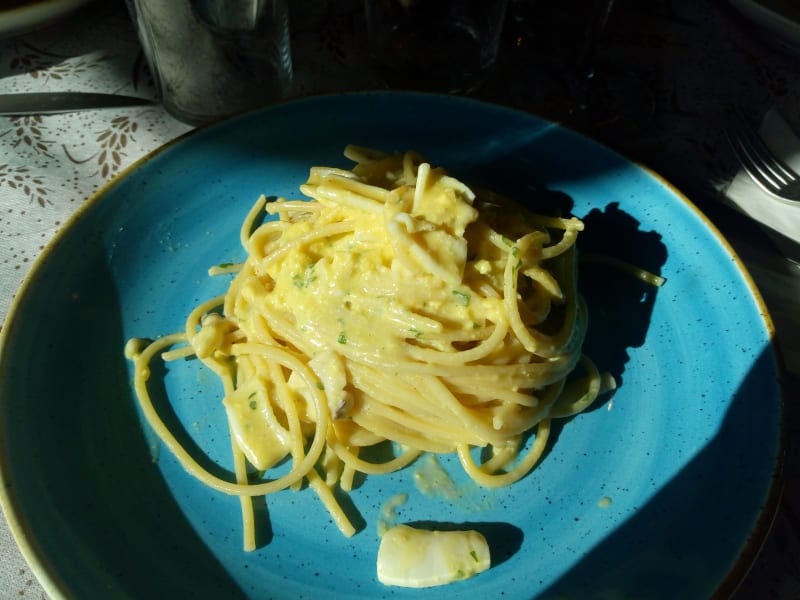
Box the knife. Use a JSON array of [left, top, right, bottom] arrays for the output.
[[0, 92, 157, 116]]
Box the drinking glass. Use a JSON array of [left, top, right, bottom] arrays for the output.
[[126, 0, 293, 124], [505, 0, 654, 143], [363, 0, 510, 94]]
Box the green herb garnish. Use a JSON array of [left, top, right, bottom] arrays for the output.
[[452, 290, 470, 306], [292, 262, 317, 288]]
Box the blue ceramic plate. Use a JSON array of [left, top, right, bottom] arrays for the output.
[[0, 92, 784, 599]]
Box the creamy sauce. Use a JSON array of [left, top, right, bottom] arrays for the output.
[[413, 454, 493, 512], [377, 493, 409, 537], [414, 454, 462, 500]]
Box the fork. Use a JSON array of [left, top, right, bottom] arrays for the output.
[[727, 111, 800, 202]]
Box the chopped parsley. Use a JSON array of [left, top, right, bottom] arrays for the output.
[[452, 290, 470, 306], [292, 262, 317, 288], [337, 332, 348, 345]]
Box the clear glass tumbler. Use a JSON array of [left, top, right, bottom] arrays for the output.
[[126, 0, 293, 124], [363, 0, 510, 94]]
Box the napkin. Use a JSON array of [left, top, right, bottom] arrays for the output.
[[721, 107, 800, 254]]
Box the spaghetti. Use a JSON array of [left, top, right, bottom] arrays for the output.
[[125, 145, 606, 550]]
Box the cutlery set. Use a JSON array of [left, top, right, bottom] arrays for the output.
[[728, 110, 800, 203]]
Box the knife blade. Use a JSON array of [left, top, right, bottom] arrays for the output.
[[0, 92, 157, 116]]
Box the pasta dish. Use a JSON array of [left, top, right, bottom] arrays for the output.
[[125, 145, 609, 552]]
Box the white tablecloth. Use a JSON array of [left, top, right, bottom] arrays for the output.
[[0, 1, 798, 598]]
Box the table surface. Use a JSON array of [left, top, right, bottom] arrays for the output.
[[0, 1, 798, 598]]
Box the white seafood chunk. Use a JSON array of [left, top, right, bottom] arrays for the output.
[[376, 525, 490, 588]]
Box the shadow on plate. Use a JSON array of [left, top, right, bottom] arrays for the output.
[[0, 233, 247, 598], [537, 344, 783, 599], [578, 200, 668, 391], [512, 184, 669, 472]]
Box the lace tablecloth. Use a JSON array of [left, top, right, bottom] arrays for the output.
[[0, 1, 798, 598]]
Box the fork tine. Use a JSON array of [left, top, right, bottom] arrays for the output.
[[730, 132, 781, 193], [730, 110, 799, 190], [727, 128, 779, 194], [727, 108, 800, 201]]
